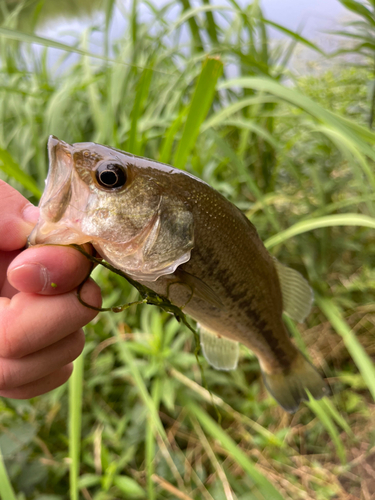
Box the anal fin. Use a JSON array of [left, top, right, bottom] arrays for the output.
[[199, 325, 239, 371]]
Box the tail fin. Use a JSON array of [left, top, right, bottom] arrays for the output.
[[261, 352, 329, 413]]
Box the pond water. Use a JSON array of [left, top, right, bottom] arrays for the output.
[[11, 0, 348, 71], [35, 0, 347, 40], [261, 0, 345, 38]]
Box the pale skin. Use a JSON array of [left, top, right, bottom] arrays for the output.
[[0, 180, 102, 399]]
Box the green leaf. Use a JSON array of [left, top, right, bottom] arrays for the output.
[[174, 56, 223, 170], [338, 0, 375, 26], [264, 214, 375, 249], [113, 476, 146, 498], [77, 474, 101, 489], [0, 148, 41, 197]]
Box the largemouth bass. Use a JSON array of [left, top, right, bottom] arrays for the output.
[[29, 136, 328, 412]]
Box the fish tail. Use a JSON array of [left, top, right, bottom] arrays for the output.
[[261, 352, 329, 413]]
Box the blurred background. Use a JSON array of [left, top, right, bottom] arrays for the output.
[[0, 1, 375, 499]]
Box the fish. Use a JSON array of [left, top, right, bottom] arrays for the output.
[[29, 135, 329, 412]]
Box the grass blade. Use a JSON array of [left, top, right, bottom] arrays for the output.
[[0, 444, 17, 500], [223, 118, 280, 148], [338, 0, 375, 26], [0, 26, 110, 62], [69, 351, 85, 500], [319, 398, 354, 437], [264, 214, 375, 249], [178, 0, 204, 51], [262, 19, 325, 54], [127, 66, 154, 155], [174, 56, 223, 170], [145, 379, 162, 500], [201, 95, 278, 132], [159, 107, 188, 164], [202, 0, 219, 45], [317, 296, 375, 402], [174, 3, 229, 38], [306, 395, 347, 464]]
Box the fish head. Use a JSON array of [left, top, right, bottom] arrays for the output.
[[29, 136, 194, 280]]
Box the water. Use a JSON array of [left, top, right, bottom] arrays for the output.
[[36, 0, 347, 41], [13, 0, 349, 72], [261, 0, 346, 38]]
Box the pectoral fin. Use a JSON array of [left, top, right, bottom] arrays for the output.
[[274, 259, 314, 323], [175, 270, 223, 309], [199, 325, 239, 371]]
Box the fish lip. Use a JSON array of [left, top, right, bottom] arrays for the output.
[[39, 135, 73, 211], [29, 136, 76, 246]]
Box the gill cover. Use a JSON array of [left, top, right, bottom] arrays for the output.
[[94, 198, 194, 281]]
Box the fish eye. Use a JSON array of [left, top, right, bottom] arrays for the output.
[[95, 163, 127, 189]]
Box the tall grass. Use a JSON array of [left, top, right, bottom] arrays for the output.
[[0, 1, 374, 499]]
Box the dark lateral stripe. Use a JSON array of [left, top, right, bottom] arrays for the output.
[[196, 247, 291, 368]]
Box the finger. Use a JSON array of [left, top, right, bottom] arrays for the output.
[[0, 278, 101, 359], [0, 180, 39, 251], [7, 245, 94, 295], [0, 250, 20, 297], [0, 364, 73, 399], [0, 329, 85, 391]]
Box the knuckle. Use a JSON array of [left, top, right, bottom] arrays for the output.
[[0, 315, 16, 359], [66, 330, 85, 362], [0, 319, 28, 359], [0, 360, 12, 391]]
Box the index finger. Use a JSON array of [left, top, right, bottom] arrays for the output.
[[0, 180, 39, 251]]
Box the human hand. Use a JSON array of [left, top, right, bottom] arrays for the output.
[[0, 180, 101, 399]]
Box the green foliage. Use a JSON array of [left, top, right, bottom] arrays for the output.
[[0, 1, 374, 499]]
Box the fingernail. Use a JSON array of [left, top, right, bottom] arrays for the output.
[[22, 204, 39, 225], [8, 263, 50, 293]]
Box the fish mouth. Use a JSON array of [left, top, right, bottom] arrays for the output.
[[28, 136, 91, 246]]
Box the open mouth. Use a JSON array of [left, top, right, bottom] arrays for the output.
[[41, 136, 73, 222], [28, 136, 91, 247]]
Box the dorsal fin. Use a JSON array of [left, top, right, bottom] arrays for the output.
[[274, 259, 314, 323], [199, 325, 239, 371]]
